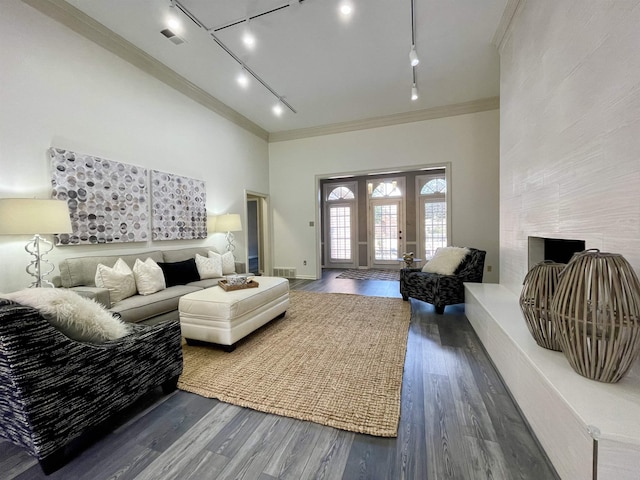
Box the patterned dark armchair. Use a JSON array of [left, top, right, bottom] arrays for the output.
[[0, 299, 183, 474], [400, 248, 486, 314]]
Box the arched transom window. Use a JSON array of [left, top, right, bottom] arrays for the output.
[[420, 178, 446, 195], [327, 186, 355, 201], [370, 181, 401, 198]]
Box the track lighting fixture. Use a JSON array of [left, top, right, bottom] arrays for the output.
[[169, 0, 297, 115], [411, 83, 418, 101], [409, 0, 420, 99], [409, 45, 419, 67]]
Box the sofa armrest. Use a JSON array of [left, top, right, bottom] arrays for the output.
[[67, 286, 111, 308]]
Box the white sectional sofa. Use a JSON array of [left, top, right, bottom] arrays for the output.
[[54, 246, 245, 325]]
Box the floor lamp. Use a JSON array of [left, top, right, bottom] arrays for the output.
[[0, 198, 72, 288], [215, 213, 242, 256]]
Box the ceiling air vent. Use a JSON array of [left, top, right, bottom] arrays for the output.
[[160, 28, 185, 45]]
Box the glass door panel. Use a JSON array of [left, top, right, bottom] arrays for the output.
[[423, 199, 447, 258], [328, 204, 352, 263], [370, 199, 403, 267]]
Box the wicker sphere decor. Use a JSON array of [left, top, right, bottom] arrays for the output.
[[550, 249, 640, 383], [519, 261, 565, 351]]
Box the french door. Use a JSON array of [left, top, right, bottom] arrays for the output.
[[370, 198, 403, 268], [323, 183, 357, 268]]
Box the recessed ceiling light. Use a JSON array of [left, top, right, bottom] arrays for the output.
[[273, 103, 284, 116], [242, 31, 256, 49], [237, 70, 249, 88], [339, 3, 352, 16], [167, 17, 180, 30]]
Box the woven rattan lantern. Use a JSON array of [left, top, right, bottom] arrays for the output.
[[519, 261, 565, 351], [550, 249, 640, 383]]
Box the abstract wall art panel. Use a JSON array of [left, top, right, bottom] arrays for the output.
[[151, 170, 207, 240], [49, 148, 150, 245]]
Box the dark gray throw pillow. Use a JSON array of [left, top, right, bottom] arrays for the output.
[[157, 258, 200, 287]]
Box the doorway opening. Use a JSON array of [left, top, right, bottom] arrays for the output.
[[245, 191, 270, 275]]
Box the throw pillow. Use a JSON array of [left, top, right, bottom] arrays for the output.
[[157, 258, 200, 287], [95, 258, 137, 303], [195, 253, 223, 279], [422, 247, 470, 275], [209, 250, 235, 275], [2, 288, 131, 343], [133, 258, 166, 295]]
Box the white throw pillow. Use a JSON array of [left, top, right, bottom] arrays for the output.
[[95, 258, 137, 303], [422, 247, 470, 275], [133, 258, 166, 295], [209, 250, 235, 275], [2, 288, 130, 343], [196, 253, 223, 279]]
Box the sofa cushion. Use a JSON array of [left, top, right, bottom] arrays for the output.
[[422, 247, 470, 275], [95, 258, 137, 303], [111, 285, 201, 323], [209, 250, 235, 275], [2, 288, 130, 342], [162, 247, 214, 263], [59, 251, 164, 288], [158, 259, 200, 287], [133, 258, 166, 295], [195, 253, 222, 279], [187, 278, 223, 289]]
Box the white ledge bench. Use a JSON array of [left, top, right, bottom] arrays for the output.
[[465, 283, 640, 480]]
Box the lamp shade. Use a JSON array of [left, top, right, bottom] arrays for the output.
[[215, 213, 242, 233], [207, 214, 217, 234], [0, 198, 72, 235]]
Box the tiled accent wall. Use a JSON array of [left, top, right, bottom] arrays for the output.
[[500, 0, 640, 295]]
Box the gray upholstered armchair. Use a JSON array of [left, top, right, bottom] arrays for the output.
[[0, 299, 183, 474], [400, 248, 486, 313]]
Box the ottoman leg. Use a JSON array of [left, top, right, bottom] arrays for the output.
[[222, 344, 236, 353]]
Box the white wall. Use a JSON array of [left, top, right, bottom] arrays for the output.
[[269, 110, 500, 281], [499, 0, 640, 295], [0, 0, 269, 293]]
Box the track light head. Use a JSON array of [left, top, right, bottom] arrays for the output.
[[409, 45, 419, 67], [411, 83, 419, 101]]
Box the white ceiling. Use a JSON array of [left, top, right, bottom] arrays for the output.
[[65, 0, 507, 134]]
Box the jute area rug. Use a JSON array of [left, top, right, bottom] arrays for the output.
[[178, 290, 411, 437], [336, 269, 400, 281]]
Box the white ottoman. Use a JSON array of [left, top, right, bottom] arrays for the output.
[[178, 276, 289, 351]]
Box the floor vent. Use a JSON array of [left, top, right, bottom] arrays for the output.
[[273, 267, 296, 278]]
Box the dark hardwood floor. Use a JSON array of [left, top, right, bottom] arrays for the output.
[[0, 270, 558, 479]]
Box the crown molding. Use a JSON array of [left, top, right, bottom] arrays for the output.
[[492, 0, 527, 54], [22, 0, 270, 141], [268, 97, 500, 143]]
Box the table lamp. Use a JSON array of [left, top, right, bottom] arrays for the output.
[[215, 213, 242, 254], [0, 198, 72, 287]]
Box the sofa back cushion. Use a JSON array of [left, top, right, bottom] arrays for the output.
[[162, 247, 216, 263], [157, 258, 200, 287], [59, 251, 164, 288]]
